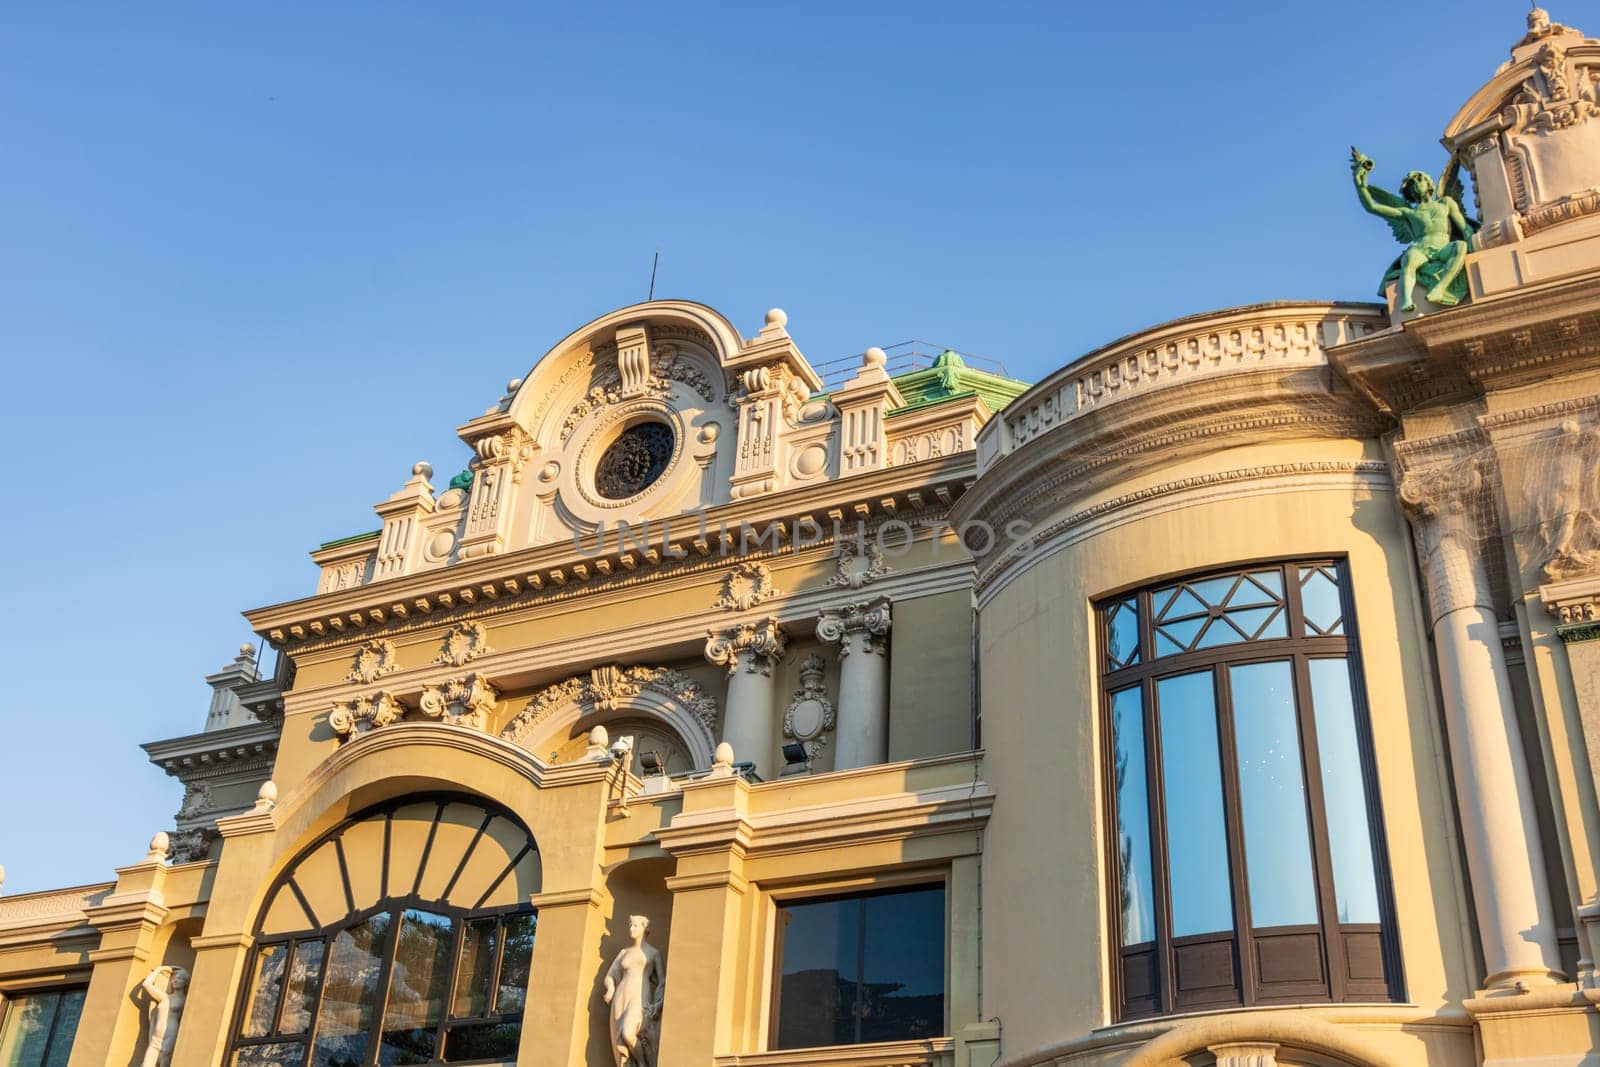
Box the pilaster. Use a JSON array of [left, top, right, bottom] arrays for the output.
[[832, 348, 906, 476], [458, 425, 534, 559], [70, 852, 171, 1067]]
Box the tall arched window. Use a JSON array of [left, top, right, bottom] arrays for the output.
[[1100, 560, 1402, 1019], [229, 795, 540, 1067]]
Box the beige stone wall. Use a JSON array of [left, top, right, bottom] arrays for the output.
[[889, 589, 975, 762], [973, 441, 1478, 1064]]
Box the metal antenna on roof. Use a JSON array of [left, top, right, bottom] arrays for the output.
[[647, 248, 660, 302]]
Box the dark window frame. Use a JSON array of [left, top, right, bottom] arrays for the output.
[[1098, 559, 1404, 1020], [0, 985, 88, 1067], [226, 793, 538, 1067], [767, 879, 949, 1051]]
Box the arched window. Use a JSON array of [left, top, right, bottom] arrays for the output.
[[229, 795, 540, 1066], [1100, 560, 1401, 1019]]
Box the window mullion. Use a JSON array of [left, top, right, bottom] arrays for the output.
[[1144, 676, 1176, 1016], [1213, 663, 1256, 1006], [1293, 653, 1347, 1002], [365, 909, 404, 1066]]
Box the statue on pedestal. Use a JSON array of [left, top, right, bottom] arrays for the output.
[[138, 965, 189, 1067], [602, 914, 665, 1067], [1350, 148, 1477, 312]]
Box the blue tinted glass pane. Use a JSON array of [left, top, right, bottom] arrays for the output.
[[1107, 600, 1141, 668], [1243, 569, 1284, 599], [1157, 587, 1207, 621], [776, 896, 860, 1048], [860, 887, 945, 1042], [1193, 616, 1247, 650], [1226, 605, 1286, 640], [41, 990, 83, 1067], [1156, 616, 1204, 656], [1157, 672, 1235, 937], [1111, 688, 1156, 945], [1310, 658, 1382, 924], [0, 993, 60, 1066], [1188, 576, 1236, 608], [1300, 567, 1344, 635], [1230, 661, 1319, 927]]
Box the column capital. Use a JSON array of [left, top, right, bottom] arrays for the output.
[[817, 597, 893, 657], [1397, 460, 1494, 620], [704, 617, 787, 677]]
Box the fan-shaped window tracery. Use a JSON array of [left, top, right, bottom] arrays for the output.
[[230, 795, 539, 1066]]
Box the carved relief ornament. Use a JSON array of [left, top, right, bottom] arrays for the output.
[[437, 621, 492, 667], [418, 673, 497, 731], [783, 653, 836, 749], [828, 543, 890, 590], [714, 561, 779, 611], [1536, 419, 1600, 583], [500, 665, 719, 744], [704, 618, 788, 676], [347, 639, 399, 684], [329, 690, 409, 740]]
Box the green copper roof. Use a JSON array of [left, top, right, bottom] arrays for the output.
[[888, 350, 1030, 416], [319, 529, 381, 550]]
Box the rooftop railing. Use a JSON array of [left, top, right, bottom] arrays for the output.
[[812, 340, 1010, 392]]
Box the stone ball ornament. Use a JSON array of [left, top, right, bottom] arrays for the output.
[[764, 307, 788, 329]]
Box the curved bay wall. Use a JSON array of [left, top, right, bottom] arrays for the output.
[[956, 304, 1477, 1064]]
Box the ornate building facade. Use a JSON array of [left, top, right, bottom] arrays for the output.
[[4, 11, 1600, 1067]]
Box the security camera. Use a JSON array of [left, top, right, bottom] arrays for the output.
[[609, 735, 634, 761]]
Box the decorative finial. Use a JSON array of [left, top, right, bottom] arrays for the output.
[[253, 780, 278, 812], [238, 642, 256, 658], [506, 378, 523, 394], [412, 461, 433, 479], [146, 831, 171, 863], [0, 864, 7, 895], [586, 725, 610, 760], [764, 307, 788, 329], [863, 347, 887, 369], [710, 741, 736, 778]]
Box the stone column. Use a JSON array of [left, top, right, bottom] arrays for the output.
[[1400, 463, 1564, 987], [816, 598, 892, 770], [704, 618, 786, 778]]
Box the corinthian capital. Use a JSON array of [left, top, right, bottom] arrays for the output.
[[816, 597, 892, 658], [705, 617, 788, 677], [1397, 460, 1493, 620]]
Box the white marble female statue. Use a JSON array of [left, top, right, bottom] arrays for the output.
[[138, 965, 189, 1067], [602, 914, 664, 1067]]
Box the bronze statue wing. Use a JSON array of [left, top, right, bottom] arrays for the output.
[[1366, 183, 1421, 243]]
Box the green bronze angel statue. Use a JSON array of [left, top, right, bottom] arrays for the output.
[[1350, 148, 1477, 312]]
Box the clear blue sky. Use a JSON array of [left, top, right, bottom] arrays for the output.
[[0, 1, 1549, 893]]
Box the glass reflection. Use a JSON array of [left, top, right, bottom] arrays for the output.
[[1230, 661, 1319, 927], [242, 944, 287, 1038], [1157, 671, 1234, 937], [494, 914, 536, 1016], [1300, 567, 1344, 636], [41, 991, 83, 1067], [278, 940, 325, 1036], [451, 919, 498, 1018], [1310, 658, 1382, 923], [1107, 599, 1141, 668], [233, 1043, 305, 1067], [379, 910, 456, 1064], [311, 913, 392, 1067], [1110, 688, 1155, 945]]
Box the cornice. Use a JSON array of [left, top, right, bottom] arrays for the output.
[[1328, 274, 1600, 415], [973, 459, 1391, 600], [142, 720, 281, 781], [957, 364, 1390, 538], [271, 553, 973, 704], [247, 457, 975, 651]]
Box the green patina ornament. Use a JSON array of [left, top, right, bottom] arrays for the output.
[[448, 469, 474, 491], [1350, 147, 1478, 313]]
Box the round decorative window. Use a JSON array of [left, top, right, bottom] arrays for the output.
[[594, 421, 675, 500]]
